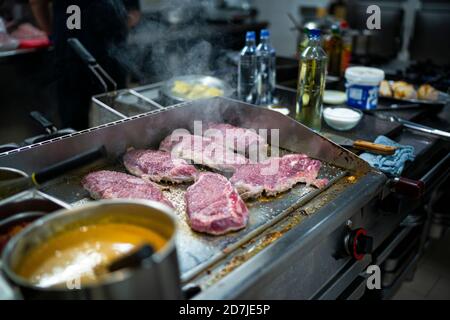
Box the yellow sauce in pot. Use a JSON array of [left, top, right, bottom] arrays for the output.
[[15, 223, 166, 288]]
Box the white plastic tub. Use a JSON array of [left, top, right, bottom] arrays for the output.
[[345, 66, 385, 110]]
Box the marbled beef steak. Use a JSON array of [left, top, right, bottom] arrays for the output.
[[159, 132, 249, 172], [230, 154, 329, 199], [159, 130, 192, 153], [185, 172, 249, 235], [123, 149, 197, 183], [82, 170, 173, 208], [203, 122, 268, 157]]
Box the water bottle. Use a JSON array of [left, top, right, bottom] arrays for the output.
[[238, 31, 258, 104], [256, 29, 276, 105], [295, 29, 328, 132]]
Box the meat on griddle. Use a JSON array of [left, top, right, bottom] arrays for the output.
[[159, 130, 192, 153], [230, 154, 329, 199], [123, 149, 198, 183], [185, 172, 249, 235], [203, 122, 268, 157], [159, 132, 249, 172], [82, 170, 173, 208]]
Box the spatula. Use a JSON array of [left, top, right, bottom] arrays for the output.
[[323, 132, 397, 155]]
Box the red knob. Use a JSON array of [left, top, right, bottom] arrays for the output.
[[345, 228, 373, 260], [392, 177, 425, 199]]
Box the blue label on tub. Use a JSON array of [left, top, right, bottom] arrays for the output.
[[346, 83, 379, 110]]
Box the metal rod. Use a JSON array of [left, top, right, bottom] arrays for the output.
[[89, 65, 108, 93], [397, 118, 450, 139], [129, 89, 164, 109], [95, 65, 117, 92], [91, 97, 128, 119]]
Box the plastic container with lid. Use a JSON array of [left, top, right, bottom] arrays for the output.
[[345, 66, 385, 110]]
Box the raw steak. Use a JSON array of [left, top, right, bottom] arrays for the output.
[[82, 170, 173, 208], [123, 149, 197, 183], [159, 130, 192, 152], [160, 132, 249, 172], [185, 172, 249, 235], [203, 122, 268, 158], [230, 154, 329, 199]]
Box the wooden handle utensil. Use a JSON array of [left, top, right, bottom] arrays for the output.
[[352, 140, 397, 155]]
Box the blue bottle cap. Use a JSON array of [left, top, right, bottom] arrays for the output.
[[309, 29, 321, 39], [246, 31, 256, 41], [260, 29, 270, 38]]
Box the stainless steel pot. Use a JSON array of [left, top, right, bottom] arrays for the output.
[[0, 167, 27, 181], [1, 200, 182, 300], [0, 167, 28, 201]]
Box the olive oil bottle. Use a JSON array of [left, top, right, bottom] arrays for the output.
[[298, 28, 310, 58], [296, 29, 328, 132], [324, 24, 343, 77]]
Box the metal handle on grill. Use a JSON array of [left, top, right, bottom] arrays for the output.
[[391, 177, 425, 199], [67, 38, 96, 66], [67, 38, 117, 93], [33, 146, 106, 184], [30, 111, 57, 135]]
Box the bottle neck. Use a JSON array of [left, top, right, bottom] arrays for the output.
[[308, 36, 321, 46], [260, 37, 270, 45], [246, 39, 256, 47]]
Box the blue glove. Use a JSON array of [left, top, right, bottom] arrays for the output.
[[360, 135, 415, 176]]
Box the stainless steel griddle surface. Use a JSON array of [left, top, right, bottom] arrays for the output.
[[38, 150, 347, 282]]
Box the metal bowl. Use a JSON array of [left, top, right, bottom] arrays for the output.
[[0, 212, 45, 255], [0, 167, 27, 181], [161, 75, 233, 103], [1, 199, 181, 300], [0, 197, 64, 254], [0, 167, 28, 201]]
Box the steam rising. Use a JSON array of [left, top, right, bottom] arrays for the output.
[[108, 0, 233, 85]]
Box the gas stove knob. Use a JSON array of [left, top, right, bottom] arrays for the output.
[[345, 228, 373, 260]]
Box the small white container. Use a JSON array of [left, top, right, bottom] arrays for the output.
[[345, 66, 384, 110], [323, 90, 347, 105], [323, 107, 363, 131]]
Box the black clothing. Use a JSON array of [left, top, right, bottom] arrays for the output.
[[53, 0, 137, 130]]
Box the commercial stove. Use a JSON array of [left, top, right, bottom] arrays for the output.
[[91, 82, 450, 299], [0, 81, 449, 299]]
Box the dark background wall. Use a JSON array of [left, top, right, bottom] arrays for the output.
[[0, 49, 59, 145]]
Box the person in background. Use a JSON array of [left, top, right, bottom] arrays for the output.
[[29, 0, 141, 130]]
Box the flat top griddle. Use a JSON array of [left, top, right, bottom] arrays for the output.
[[38, 150, 346, 282], [1, 98, 366, 283]]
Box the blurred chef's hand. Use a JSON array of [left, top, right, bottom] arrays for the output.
[[127, 10, 141, 28]]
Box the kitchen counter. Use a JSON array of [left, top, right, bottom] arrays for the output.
[[0, 47, 45, 59], [1, 55, 448, 299]]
